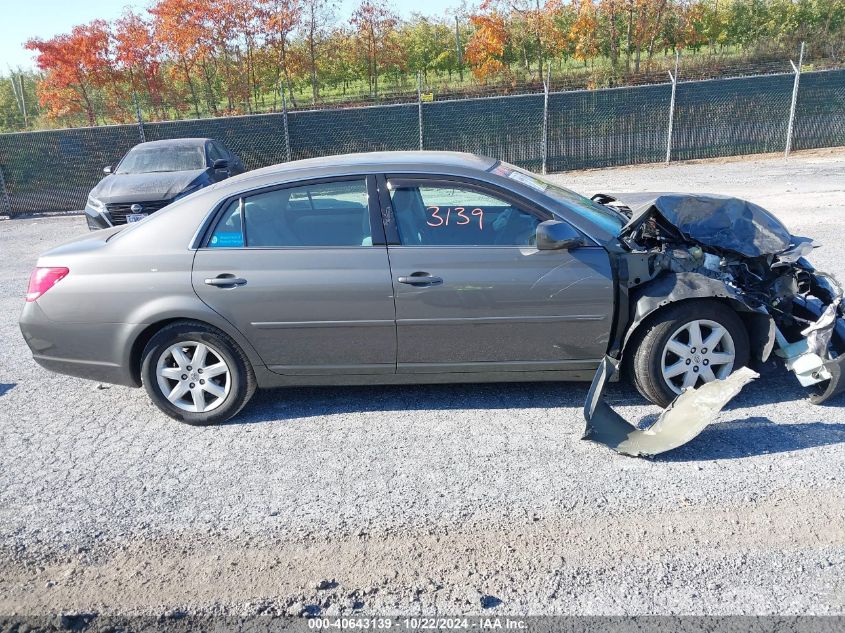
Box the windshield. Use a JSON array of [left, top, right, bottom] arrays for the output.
[[116, 145, 205, 174], [490, 162, 626, 235]]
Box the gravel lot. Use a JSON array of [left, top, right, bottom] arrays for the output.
[[1, 149, 845, 617]]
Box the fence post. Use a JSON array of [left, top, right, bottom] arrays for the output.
[[281, 83, 291, 163], [785, 41, 805, 158], [0, 165, 12, 217], [417, 71, 424, 151], [665, 52, 680, 164], [132, 91, 146, 143], [18, 75, 28, 128], [542, 65, 550, 175]]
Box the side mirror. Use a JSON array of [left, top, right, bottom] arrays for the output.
[[536, 220, 583, 250], [103, 165, 113, 175], [212, 158, 229, 171]]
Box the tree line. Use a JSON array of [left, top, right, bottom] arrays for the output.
[[3, 0, 843, 131]]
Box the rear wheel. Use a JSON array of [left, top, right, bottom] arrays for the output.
[[141, 321, 256, 425], [627, 300, 750, 408]]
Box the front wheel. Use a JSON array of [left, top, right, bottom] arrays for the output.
[[627, 300, 750, 408], [141, 321, 256, 425]]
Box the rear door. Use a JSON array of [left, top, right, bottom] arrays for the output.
[[192, 175, 397, 375], [380, 175, 615, 374]]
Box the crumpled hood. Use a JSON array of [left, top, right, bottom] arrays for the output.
[[612, 192, 793, 258], [89, 169, 207, 203]]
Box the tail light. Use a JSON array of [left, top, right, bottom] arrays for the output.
[[26, 267, 69, 302]]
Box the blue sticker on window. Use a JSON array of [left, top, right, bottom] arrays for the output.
[[210, 233, 244, 247]]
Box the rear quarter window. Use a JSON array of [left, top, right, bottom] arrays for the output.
[[208, 199, 244, 248]]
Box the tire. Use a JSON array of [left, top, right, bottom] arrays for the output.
[[626, 300, 750, 408], [141, 320, 256, 425]]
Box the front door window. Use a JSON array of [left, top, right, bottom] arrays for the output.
[[389, 182, 542, 247]]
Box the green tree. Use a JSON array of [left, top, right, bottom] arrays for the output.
[[0, 72, 39, 131]]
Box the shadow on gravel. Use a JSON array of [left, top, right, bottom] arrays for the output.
[[657, 417, 845, 461], [0, 383, 15, 397], [227, 365, 827, 428], [230, 361, 815, 419], [229, 380, 614, 424]]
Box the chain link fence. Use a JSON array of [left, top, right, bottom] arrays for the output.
[[671, 73, 795, 161], [0, 62, 843, 217]]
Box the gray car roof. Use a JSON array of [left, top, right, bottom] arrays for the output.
[[210, 151, 497, 194], [247, 151, 495, 175], [109, 150, 620, 252]]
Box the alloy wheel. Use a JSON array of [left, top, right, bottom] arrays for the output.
[[661, 319, 736, 395], [155, 341, 231, 413]]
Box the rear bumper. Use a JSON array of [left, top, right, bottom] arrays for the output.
[[19, 301, 140, 387]]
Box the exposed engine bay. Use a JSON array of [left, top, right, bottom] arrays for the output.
[[583, 192, 845, 457]]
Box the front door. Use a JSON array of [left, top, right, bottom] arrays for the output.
[[192, 175, 396, 375], [382, 176, 614, 373]]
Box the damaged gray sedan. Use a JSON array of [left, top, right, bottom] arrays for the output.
[[19, 152, 844, 456]]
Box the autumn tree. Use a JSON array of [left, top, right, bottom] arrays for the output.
[[465, 1, 510, 81], [508, 0, 557, 78], [569, 0, 600, 65], [26, 20, 114, 125], [149, 0, 211, 117], [542, 0, 576, 64], [215, 0, 265, 112], [351, 0, 399, 96], [11, 0, 845, 130], [624, 0, 673, 72], [299, 0, 337, 103], [259, 0, 302, 106], [114, 11, 166, 118]]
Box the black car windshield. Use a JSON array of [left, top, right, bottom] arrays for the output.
[[116, 145, 206, 174], [490, 162, 626, 235]]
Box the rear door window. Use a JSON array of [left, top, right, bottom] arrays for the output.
[[208, 178, 372, 248]]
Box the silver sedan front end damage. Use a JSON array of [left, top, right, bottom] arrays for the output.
[[581, 193, 845, 456]]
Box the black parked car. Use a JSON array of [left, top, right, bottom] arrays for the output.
[[84, 138, 245, 230]]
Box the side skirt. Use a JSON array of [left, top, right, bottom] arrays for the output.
[[253, 365, 605, 388]]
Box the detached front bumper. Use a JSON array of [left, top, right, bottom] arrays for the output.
[[583, 357, 758, 457]]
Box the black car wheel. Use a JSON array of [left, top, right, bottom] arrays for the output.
[[141, 321, 256, 425], [627, 300, 750, 408]]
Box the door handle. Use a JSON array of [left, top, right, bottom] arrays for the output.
[[205, 274, 247, 288], [397, 272, 443, 287]]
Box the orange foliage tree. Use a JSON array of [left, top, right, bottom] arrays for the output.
[[25, 20, 114, 126], [113, 11, 166, 118], [259, 0, 302, 106], [13, 0, 829, 130], [465, 2, 510, 81], [149, 0, 213, 117], [569, 0, 601, 64]]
